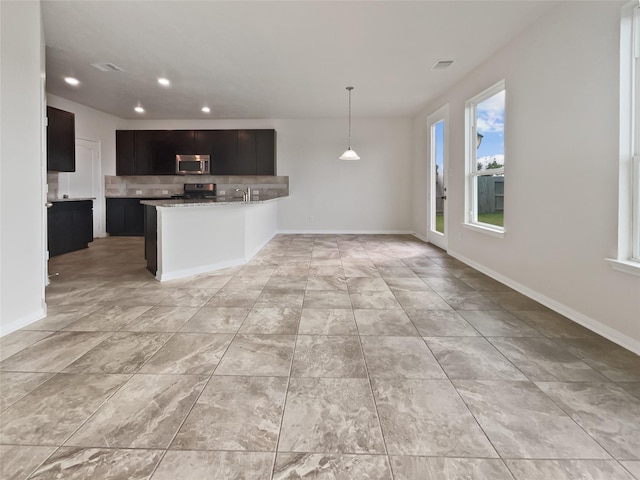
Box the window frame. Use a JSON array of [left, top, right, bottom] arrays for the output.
[[608, 1, 640, 276], [464, 79, 506, 237]]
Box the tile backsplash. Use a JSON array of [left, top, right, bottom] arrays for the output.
[[47, 172, 59, 200], [105, 175, 289, 198]]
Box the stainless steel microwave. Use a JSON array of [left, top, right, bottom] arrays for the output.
[[176, 154, 210, 175]]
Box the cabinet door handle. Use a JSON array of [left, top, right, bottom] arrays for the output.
[[440, 196, 447, 200], [45, 202, 53, 208]]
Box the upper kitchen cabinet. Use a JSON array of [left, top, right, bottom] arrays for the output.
[[116, 130, 197, 175], [115, 129, 276, 176], [237, 130, 277, 175], [237, 130, 257, 175], [47, 106, 75, 172], [139, 130, 196, 175], [195, 130, 238, 175], [115, 130, 135, 175], [256, 129, 277, 175]]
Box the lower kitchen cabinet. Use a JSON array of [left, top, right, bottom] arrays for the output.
[[144, 205, 157, 275], [48, 200, 93, 257], [106, 198, 149, 236]]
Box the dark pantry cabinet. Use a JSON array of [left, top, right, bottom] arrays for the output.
[[115, 129, 276, 176], [48, 200, 93, 257], [47, 106, 75, 172]]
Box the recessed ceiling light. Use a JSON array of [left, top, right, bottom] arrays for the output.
[[134, 106, 145, 113], [158, 77, 170, 87], [201, 106, 211, 113], [64, 77, 80, 86]]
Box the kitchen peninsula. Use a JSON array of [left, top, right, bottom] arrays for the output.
[[142, 193, 287, 281]]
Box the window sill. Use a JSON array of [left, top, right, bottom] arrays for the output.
[[605, 258, 640, 277], [463, 222, 505, 238]]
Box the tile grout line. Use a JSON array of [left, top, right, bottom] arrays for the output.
[[145, 284, 257, 479], [6, 234, 638, 477]]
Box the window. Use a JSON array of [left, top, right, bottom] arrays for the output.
[[465, 80, 506, 236], [608, 1, 640, 276]]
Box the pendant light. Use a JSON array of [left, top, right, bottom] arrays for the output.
[[339, 86, 360, 160]]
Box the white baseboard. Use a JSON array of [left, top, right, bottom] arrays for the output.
[[157, 257, 246, 282], [277, 229, 414, 235], [448, 249, 640, 355], [412, 232, 429, 243], [0, 307, 46, 337]]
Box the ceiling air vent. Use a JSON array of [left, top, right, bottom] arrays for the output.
[[431, 60, 454, 70], [91, 62, 125, 72]]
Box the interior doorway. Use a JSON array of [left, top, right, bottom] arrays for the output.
[[427, 105, 449, 250], [58, 138, 104, 237]]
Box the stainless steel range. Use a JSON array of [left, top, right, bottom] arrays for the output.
[[171, 183, 217, 199]]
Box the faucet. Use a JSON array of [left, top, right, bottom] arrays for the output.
[[235, 185, 251, 201]]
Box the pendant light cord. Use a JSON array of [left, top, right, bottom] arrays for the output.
[[339, 86, 359, 160], [347, 86, 353, 149]]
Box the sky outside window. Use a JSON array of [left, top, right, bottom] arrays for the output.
[[476, 90, 505, 169]]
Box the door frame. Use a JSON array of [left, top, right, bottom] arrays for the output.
[[58, 138, 105, 237], [427, 104, 449, 250]]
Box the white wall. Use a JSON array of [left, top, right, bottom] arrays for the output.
[[0, 1, 47, 334], [412, 1, 640, 351], [46, 95, 127, 237], [127, 117, 413, 233]]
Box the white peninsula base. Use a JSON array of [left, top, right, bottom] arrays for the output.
[[150, 199, 279, 281]]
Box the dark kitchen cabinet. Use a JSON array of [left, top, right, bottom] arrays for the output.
[[237, 129, 277, 175], [256, 129, 276, 175], [144, 205, 157, 275], [115, 129, 276, 176], [237, 130, 257, 175], [115, 130, 136, 175], [132, 131, 154, 175], [116, 130, 197, 175], [47, 106, 75, 172], [195, 130, 238, 175], [48, 200, 93, 257], [136, 130, 196, 175], [106, 198, 148, 236]]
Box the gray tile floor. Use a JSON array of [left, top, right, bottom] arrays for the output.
[[1, 234, 640, 480]]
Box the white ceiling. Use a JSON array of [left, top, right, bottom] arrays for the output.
[[42, 1, 558, 120]]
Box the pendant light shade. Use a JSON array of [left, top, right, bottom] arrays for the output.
[[339, 86, 360, 160], [339, 148, 360, 161]]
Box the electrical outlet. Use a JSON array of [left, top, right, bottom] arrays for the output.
[[218, 190, 225, 195], [135, 190, 142, 195], [162, 190, 168, 194], [309, 216, 314, 223], [253, 190, 259, 195]]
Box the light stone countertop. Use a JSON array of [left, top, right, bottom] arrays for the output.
[[49, 197, 96, 202], [141, 193, 288, 208]]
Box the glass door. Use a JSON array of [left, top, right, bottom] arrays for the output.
[[428, 106, 448, 249]]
